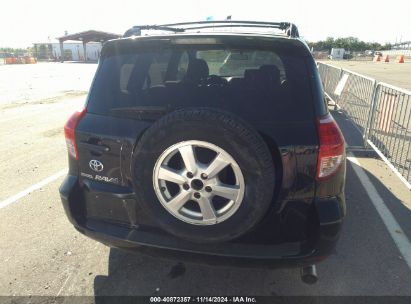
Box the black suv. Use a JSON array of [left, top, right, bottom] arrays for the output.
[[59, 21, 346, 280]]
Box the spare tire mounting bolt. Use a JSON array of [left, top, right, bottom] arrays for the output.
[[183, 183, 190, 190], [186, 172, 194, 178], [194, 192, 201, 199], [201, 173, 208, 180], [205, 186, 212, 192]]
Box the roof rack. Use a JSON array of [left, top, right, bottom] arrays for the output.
[[123, 21, 299, 38]]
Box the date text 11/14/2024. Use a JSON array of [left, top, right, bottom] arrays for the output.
[[149, 297, 257, 303]]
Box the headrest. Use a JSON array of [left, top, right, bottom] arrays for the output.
[[185, 58, 209, 82]]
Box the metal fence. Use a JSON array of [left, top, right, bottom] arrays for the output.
[[318, 62, 411, 189], [317, 63, 342, 102]]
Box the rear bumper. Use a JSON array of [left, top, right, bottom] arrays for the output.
[[59, 175, 345, 268]]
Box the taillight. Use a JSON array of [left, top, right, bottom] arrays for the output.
[[64, 108, 86, 160], [316, 113, 345, 180]]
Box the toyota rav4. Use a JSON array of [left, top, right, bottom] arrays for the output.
[[59, 21, 346, 282]]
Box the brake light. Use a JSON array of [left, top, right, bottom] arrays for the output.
[[64, 108, 86, 160], [316, 113, 345, 180]]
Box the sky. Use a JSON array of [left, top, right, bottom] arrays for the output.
[[1, 0, 410, 48]]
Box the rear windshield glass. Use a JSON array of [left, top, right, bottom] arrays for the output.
[[87, 43, 314, 122]]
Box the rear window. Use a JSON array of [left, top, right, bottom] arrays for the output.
[[87, 42, 314, 122]]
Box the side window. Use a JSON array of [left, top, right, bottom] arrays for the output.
[[217, 50, 285, 79], [88, 50, 173, 115], [147, 51, 171, 87], [219, 50, 253, 76], [176, 52, 189, 81], [119, 51, 171, 94], [120, 63, 134, 93], [197, 50, 228, 75]]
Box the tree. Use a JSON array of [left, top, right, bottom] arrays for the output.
[[308, 37, 392, 52], [0, 47, 27, 56]]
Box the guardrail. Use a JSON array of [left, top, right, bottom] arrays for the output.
[[318, 62, 411, 189]]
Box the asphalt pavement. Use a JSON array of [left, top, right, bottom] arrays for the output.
[[0, 63, 410, 299], [319, 60, 411, 91]]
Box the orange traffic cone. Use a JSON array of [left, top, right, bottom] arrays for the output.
[[396, 55, 405, 63], [382, 55, 389, 62], [373, 55, 381, 62]]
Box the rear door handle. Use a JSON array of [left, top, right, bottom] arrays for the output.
[[79, 142, 110, 154]]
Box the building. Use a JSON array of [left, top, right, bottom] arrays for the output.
[[33, 42, 102, 61], [33, 30, 121, 62], [330, 48, 345, 60]]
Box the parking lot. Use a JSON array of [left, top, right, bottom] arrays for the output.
[[319, 60, 411, 91], [0, 63, 411, 297]]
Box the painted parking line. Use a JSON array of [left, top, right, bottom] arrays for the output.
[[347, 153, 411, 270], [0, 169, 67, 209]]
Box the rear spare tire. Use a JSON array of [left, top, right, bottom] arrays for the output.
[[132, 108, 275, 243]]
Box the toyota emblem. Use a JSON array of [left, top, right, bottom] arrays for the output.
[[89, 159, 104, 172]]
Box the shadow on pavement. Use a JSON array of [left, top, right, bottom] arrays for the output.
[[349, 157, 411, 241], [93, 247, 300, 298]]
